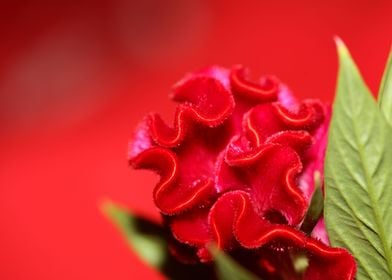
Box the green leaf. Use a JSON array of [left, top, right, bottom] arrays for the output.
[[324, 38, 392, 279], [101, 199, 213, 280], [300, 171, 324, 234], [209, 245, 261, 280], [378, 48, 392, 127], [101, 200, 168, 268]]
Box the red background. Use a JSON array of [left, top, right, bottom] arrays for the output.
[[0, 0, 391, 279]]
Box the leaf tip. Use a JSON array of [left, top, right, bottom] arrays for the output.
[[99, 198, 131, 230], [99, 197, 117, 218], [334, 36, 350, 59], [333, 35, 343, 46]]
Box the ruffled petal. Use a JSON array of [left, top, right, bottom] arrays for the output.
[[242, 102, 324, 148], [149, 69, 235, 147], [230, 65, 279, 102], [131, 147, 216, 215], [208, 191, 356, 280], [171, 209, 211, 247], [224, 144, 307, 225]]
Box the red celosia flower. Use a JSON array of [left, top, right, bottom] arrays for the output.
[[129, 66, 356, 279]]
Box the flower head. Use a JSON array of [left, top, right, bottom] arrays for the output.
[[129, 66, 356, 279]]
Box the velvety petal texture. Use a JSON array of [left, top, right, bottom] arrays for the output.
[[129, 66, 356, 279]]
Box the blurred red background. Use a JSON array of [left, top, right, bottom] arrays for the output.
[[0, 0, 391, 279]]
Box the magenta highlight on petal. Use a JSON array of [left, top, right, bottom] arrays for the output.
[[129, 66, 356, 279]]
